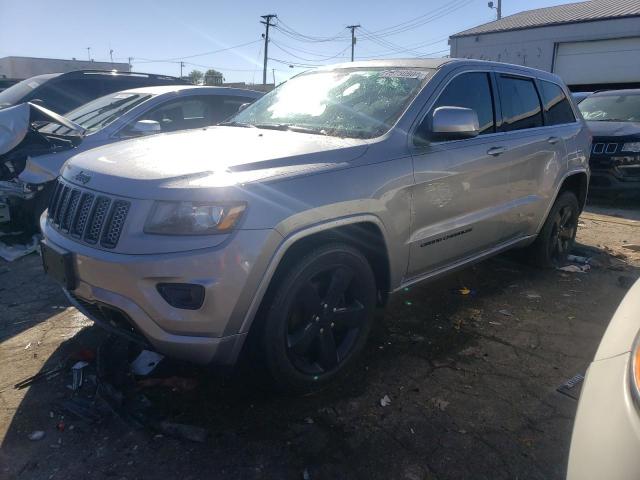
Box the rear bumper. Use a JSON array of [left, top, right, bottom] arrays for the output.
[[567, 353, 640, 479]]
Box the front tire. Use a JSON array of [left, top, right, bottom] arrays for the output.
[[260, 243, 376, 394], [529, 191, 579, 268]]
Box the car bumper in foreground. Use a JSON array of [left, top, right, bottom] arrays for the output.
[[42, 225, 282, 365], [567, 353, 640, 479]]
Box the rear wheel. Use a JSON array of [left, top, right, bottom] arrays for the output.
[[260, 243, 376, 393], [529, 191, 579, 268]]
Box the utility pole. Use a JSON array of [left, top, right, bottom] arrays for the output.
[[128, 57, 133, 71], [86, 47, 91, 61], [180, 61, 185, 78], [347, 25, 360, 62], [109, 49, 114, 63], [261, 14, 277, 85], [488, 0, 502, 19]]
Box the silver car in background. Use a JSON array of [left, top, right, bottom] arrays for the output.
[[0, 86, 262, 229], [40, 59, 591, 392]]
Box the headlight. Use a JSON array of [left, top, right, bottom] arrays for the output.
[[144, 201, 246, 235], [622, 142, 640, 153]]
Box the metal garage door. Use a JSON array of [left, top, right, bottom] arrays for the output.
[[553, 37, 640, 86]]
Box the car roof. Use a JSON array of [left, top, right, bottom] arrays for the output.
[[56, 70, 185, 82], [114, 85, 264, 97], [591, 88, 640, 96]]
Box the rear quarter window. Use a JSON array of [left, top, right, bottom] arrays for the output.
[[540, 81, 576, 125]]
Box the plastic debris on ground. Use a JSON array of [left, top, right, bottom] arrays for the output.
[[0, 233, 41, 262], [131, 350, 165, 376], [69, 361, 90, 391], [498, 309, 513, 317], [28, 430, 45, 441], [380, 395, 392, 407], [556, 373, 585, 400], [558, 264, 590, 273], [451, 286, 477, 296]]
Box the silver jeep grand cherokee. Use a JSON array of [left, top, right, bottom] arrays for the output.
[[41, 59, 590, 392]]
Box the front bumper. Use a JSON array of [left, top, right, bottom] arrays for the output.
[[590, 170, 640, 194], [43, 221, 282, 365], [567, 353, 640, 479]]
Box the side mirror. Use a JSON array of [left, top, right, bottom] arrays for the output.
[[128, 119, 161, 136], [237, 102, 251, 113], [419, 106, 480, 143]]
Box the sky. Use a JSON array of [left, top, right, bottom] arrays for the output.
[[0, 0, 575, 84]]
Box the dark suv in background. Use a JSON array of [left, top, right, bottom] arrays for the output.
[[0, 70, 188, 114], [578, 89, 640, 196]]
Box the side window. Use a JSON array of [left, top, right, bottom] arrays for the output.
[[432, 72, 495, 135], [540, 80, 576, 125], [497, 76, 543, 131], [135, 96, 211, 132], [206, 95, 256, 123]]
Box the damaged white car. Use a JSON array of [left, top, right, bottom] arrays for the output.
[[0, 85, 261, 230]]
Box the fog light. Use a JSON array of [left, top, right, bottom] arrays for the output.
[[156, 283, 205, 310]]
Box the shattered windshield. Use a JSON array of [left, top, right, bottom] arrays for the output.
[[230, 67, 433, 138], [38, 91, 153, 135], [579, 93, 640, 122]]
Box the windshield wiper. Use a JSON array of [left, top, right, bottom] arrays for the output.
[[218, 121, 255, 128], [251, 123, 329, 136]]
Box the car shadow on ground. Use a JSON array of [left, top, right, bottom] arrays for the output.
[[1, 244, 639, 479]]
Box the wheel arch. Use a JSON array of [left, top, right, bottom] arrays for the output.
[[536, 169, 589, 234], [239, 216, 393, 336]]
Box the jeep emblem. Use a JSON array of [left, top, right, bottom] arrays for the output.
[[75, 171, 91, 184]]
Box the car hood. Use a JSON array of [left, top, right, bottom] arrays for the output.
[[587, 120, 640, 138], [61, 126, 369, 199]]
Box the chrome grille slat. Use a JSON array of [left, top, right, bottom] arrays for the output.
[[61, 189, 80, 231], [84, 197, 111, 244], [71, 193, 95, 238], [101, 201, 130, 248], [47, 178, 129, 249], [54, 186, 70, 225]]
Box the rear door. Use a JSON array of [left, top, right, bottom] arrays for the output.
[[494, 72, 568, 236], [407, 69, 515, 278]]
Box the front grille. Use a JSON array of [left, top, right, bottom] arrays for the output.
[[592, 142, 619, 155], [47, 178, 130, 249]]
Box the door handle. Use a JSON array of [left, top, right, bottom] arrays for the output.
[[487, 146, 506, 156], [547, 136, 560, 145]]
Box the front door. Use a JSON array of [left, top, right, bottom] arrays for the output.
[[407, 71, 518, 279]]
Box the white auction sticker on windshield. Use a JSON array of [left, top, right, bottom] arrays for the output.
[[380, 70, 427, 79]]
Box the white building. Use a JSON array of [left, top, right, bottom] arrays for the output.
[[449, 0, 640, 90], [0, 56, 130, 80]]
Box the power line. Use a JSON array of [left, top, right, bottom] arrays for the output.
[[271, 40, 349, 62], [133, 39, 262, 64]]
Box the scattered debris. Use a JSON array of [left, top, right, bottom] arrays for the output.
[[0, 234, 41, 262], [489, 321, 502, 326], [70, 361, 89, 391], [557, 374, 585, 400], [380, 395, 392, 407], [137, 376, 199, 392], [524, 292, 541, 299], [452, 286, 477, 296], [158, 421, 207, 443], [304, 417, 314, 424], [28, 431, 45, 441], [566, 255, 590, 264], [431, 398, 449, 411], [131, 350, 165, 376], [56, 421, 65, 432], [14, 364, 65, 390], [622, 244, 640, 252], [498, 309, 513, 317], [558, 264, 590, 273], [24, 342, 31, 350]]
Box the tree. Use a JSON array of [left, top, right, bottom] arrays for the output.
[[204, 69, 224, 85], [186, 70, 204, 85]]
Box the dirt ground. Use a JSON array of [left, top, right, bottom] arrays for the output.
[[0, 200, 639, 480]]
